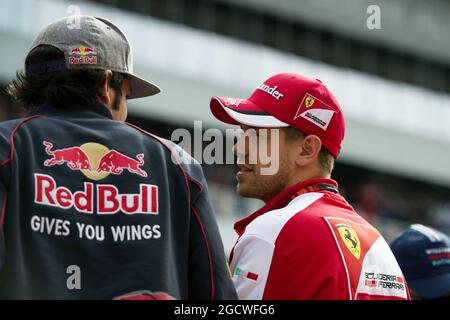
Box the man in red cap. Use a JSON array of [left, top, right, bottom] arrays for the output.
[[210, 73, 410, 300]]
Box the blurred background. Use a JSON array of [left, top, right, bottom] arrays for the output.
[[0, 0, 449, 253]]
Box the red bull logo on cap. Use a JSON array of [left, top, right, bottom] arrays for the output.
[[69, 45, 96, 56], [68, 45, 97, 65]]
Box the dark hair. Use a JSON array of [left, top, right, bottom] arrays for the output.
[[283, 126, 335, 174], [6, 45, 126, 110]]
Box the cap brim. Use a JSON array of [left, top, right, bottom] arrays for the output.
[[409, 273, 450, 298], [210, 96, 288, 127], [127, 73, 161, 99]]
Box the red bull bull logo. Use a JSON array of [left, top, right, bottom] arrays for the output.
[[38, 141, 157, 215], [68, 45, 97, 65], [69, 45, 96, 56], [43, 141, 148, 179], [44, 141, 92, 170], [97, 150, 147, 177]]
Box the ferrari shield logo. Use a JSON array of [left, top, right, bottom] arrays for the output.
[[338, 225, 361, 259], [305, 95, 315, 108]]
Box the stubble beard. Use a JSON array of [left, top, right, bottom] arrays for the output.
[[237, 157, 290, 202]]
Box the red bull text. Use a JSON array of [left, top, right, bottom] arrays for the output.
[[34, 174, 159, 215]]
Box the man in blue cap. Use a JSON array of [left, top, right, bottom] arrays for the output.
[[391, 224, 450, 299]]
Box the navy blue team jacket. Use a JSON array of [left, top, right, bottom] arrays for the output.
[[0, 103, 237, 299]]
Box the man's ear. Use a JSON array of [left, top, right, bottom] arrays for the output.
[[99, 70, 113, 106], [295, 134, 322, 167]]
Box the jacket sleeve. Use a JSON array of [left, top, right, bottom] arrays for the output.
[[229, 235, 275, 300], [0, 175, 6, 271], [0, 124, 11, 271], [162, 139, 237, 300], [187, 164, 238, 300]]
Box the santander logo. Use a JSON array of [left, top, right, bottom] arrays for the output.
[[256, 83, 284, 100]]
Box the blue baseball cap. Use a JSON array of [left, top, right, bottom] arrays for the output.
[[390, 224, 450, 299]]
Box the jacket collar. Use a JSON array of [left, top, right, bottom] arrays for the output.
[[234, 177, 339, 236], [26, 102, 113, 120]]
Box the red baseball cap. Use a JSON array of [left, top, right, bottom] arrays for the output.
[[210, 73, 345, 159]]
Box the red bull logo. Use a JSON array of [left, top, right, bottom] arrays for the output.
[[97, 150, 147, 177], [68, 45, 97, 65], [34, 173, 158, 215], [69, 45, 96, 56], [38, 142, 157, 215], [43, 141, 148, 180], [44, 141, 92, 171]]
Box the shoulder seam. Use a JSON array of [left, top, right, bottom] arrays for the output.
[[125, 123, 205, 192], [0, 192, 7, 227], [1, 115, 46, 168], [191, 205, 215, 300], [188, 176, 204, 192], [125, 122, 192, 202]]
